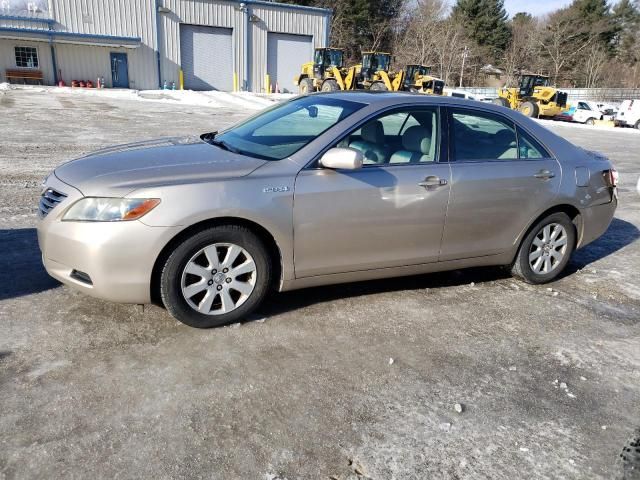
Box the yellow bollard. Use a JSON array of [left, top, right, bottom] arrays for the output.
[[265, 74, 270, 94], [179, 69, 184, 90], [233, 72, 238, 92]]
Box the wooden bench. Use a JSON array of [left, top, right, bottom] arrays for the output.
[[5, 69, 44, 85]]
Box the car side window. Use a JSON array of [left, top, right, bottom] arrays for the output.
[[339, 108, 439, 165], [517, 127, 551, 159], [451, 109, 518, 161], [578, 102, 590, 110]]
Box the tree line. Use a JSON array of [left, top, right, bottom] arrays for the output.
[[282, 0, 640, 88]]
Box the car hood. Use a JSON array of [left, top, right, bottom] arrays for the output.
[[54, 136, 267, 196]]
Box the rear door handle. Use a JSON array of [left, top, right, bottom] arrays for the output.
[[418, 176, 448, 188], [534, 169, 555, 180]]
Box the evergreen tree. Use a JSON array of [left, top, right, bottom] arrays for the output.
[[452, 0, 511, 61]]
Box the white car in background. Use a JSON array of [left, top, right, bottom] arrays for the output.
[[571, 101, 616, 125], [616, 99, 640, 129], [443, 89, 477, 101]]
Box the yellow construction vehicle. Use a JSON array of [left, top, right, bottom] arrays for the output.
[[293, 47, 356, 94], [494, 73, 568, 118], [402, 64, 445, 95]]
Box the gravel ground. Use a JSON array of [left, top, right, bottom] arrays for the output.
[[1, 87, 640, 480]]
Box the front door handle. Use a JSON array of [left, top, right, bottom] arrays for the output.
[[534, 169, 555, 180], [418, 176, 448, 188]]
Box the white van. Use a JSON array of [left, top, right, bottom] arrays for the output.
[[615, 100, 640, 128]]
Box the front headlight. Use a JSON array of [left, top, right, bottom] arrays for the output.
[[62, 197, 160, 222]]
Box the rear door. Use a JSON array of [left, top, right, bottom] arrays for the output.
[[440, 107, 561, 261]]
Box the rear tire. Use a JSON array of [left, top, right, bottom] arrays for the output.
[[635, 120, 640, 130], [321, 79, 339, 92], [370, 82, 388, 91], [299, 78, 314, 95], [493, 98, 510, 108], [519, 101, 539, 118], [585, 117, 596, 125], [160, 225, 272, 328], [511, 212, 576, 284]]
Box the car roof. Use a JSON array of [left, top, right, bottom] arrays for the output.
[[310, 91, 498, 110]]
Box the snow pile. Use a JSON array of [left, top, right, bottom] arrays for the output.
[[537, 118, 640, 134], [0, 82, 14, 91]]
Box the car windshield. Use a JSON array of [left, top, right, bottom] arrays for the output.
[[211, 96, 366, 160]]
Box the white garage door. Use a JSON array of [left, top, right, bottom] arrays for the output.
[[267, 33, 313, 93], [180, 25, 233, 91]]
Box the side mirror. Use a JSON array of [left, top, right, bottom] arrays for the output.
[[319, 147, 363, 170]]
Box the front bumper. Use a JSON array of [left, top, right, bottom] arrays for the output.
[[37, 175, 181, 304]]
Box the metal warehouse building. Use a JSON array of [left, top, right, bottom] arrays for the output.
[[0, 0, 331, 92]]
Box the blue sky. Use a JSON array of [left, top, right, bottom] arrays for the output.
[[503, 0, 573, 17]]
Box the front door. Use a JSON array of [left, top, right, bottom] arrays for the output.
[[110, 52, 129, 88], [440, 107, 562, 261], [293, 107, 451, 278]]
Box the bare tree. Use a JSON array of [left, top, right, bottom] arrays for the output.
[[538, 9, 597, 84], [582, 43, 608, 88], [502, 16, 540, 86]]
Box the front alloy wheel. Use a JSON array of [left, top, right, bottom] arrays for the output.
[[181, 243, 257, 315], [161, 226, 271, 328]]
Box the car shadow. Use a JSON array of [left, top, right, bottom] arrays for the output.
[[260, 217, 640, 318], [568, 217, 640, 271], [0, 228, 60, 301]]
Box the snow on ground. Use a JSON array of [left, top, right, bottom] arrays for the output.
[[5, 84, 295, 111], [6, 84, 639, 134]]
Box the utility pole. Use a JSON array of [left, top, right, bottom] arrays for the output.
[[459, 46, 469, 88]]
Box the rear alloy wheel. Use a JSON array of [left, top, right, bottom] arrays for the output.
[[160, 225, 271, 328], [370, 82, 388, 91], [321, 79, 339, 92], [519, 101, 539, 118], [585, 117, 596, 126], [299, 78, 314, 95], [511, 212, 576, 284]]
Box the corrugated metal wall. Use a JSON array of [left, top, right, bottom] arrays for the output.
[[250, 3, 328, 92], [49, 0, 158, 89], [1, 0, 330, 91]]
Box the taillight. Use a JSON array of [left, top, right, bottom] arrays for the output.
[[604, 169, 618, 187]]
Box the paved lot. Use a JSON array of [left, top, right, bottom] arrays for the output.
[[1, 88, 640, 480]]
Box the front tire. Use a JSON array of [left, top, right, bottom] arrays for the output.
[[511, 212, 576, 284], [321, 79, 339, 92], [370, 81, 388, 91], [519, 101, 539, 118], [585, 117, 596, 125], [160, 225, 272, 328], [493, 97, 510, 108], [299, 78, 314, 95]]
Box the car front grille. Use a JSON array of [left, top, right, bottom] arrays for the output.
[[39, 187, 67, 218]]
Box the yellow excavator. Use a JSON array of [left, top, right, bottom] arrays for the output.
[[294, 47, 351, 94], [402, 64, 445, 95], [295, 50, 404, 93], [494, 73, 568, 118]]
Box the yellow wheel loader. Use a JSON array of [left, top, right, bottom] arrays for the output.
[[294, 48, 358, 94], [402, 64, 445, 95], [493, 74, 568, 118]]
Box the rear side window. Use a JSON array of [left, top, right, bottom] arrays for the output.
[[517, 127, 550, 159], [451, 109, 518, 160]]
